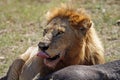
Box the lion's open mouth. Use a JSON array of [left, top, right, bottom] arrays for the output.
[[47, 54, 60, 61], [44, 54, 61, 68], [37, 51, 64, 68]]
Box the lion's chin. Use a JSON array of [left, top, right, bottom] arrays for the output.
[[44, 51, 65, 68], [44, 58, 60, 68]]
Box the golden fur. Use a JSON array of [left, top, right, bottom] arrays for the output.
[[3, 5, 105, 80], [43, 5, 104, 65], [46, 5, 90, 27]]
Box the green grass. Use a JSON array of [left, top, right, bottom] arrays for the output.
[[0, 0, 120, 77]]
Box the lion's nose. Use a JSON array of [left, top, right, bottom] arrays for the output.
[[38, 42, 49, 51]]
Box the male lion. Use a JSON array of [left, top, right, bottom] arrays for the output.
[[1, 5, 105, 80]]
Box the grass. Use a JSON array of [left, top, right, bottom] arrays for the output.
[[0, 0, 120, 77]]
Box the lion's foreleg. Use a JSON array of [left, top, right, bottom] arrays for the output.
[[7, 59, 25, 80], [6, 47, 36, 80]]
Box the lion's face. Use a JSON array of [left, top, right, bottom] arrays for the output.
[[37, 16, 91, 68], [36, 6, 93, 68]]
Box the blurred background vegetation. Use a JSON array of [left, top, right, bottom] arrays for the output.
[[0, 0, 120, 77]]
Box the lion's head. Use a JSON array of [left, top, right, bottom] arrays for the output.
[[37, 5, 105, 69]]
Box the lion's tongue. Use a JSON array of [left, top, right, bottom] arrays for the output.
[[37, 51, 49, 58]]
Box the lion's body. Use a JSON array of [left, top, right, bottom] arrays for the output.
[[2, 5, 105, 80]]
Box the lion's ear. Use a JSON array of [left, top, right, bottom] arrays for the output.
[[79, 19, 92, 35]]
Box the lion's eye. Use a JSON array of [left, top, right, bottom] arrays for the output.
[[57, 31, 64, 36], [53, 31, 64, 37], [43, 29, 48, 36]]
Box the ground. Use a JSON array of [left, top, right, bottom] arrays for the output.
[[0, 0, 120, 77]]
